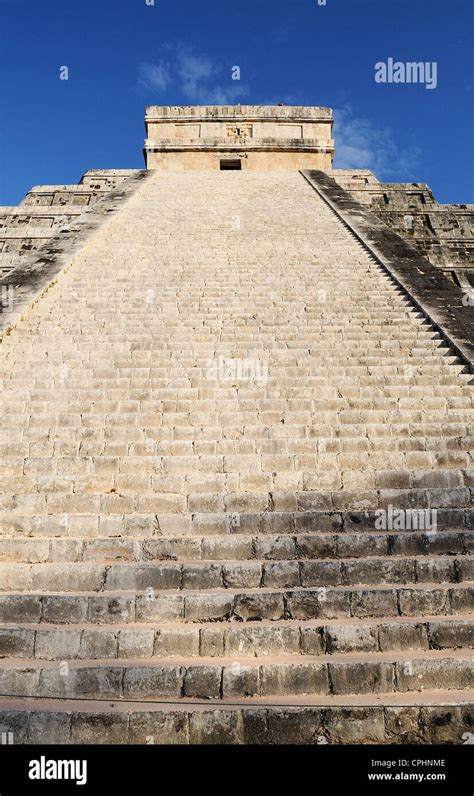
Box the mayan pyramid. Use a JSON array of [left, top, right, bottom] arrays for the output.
[[0, 106, 472, 745]]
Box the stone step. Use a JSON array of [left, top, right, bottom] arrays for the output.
[[2, 555, 472, 592], [5, 411, 473, 426], [7, 355, 468, 367], [3, 454, 474, 474], [1, 446, 473, 472], [4, 372, 469, 388], [1, 616, 471, 660], [25, 331, 460, 341], [0, 583, 471, 624], [3, 368, 470, 381], [4, 347, 466, 361], [0, 649, 471, 701], [0, 692, 471, 744], [0, 486, 472, 520], [1, 458, 473, 485], [0, 530, 470, 563], [5, 417, 474, 432], [3, 382, 471, 397], [3, 440, 473, 462], [1, 506, 471, 537], [4, 408, 473, 420]]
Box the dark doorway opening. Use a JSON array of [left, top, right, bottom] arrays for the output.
[[220, 160, 242, 171]]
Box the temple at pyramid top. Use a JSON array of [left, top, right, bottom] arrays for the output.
[[143, 105, 335, 170], [1, 104, 471, 288]]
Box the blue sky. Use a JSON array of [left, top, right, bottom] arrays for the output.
[[1, 0, 473, 204]]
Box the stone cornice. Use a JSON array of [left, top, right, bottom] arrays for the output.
[[144, 139, 335, 154], [145, 105, 333, 122]]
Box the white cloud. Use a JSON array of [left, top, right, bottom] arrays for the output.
[[138, 63, 172, 92], [138, 45, 248, 105], [177, 52, 215, 96], [333, 106, 421, 179]]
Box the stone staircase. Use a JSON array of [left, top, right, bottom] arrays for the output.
[[0, 171, 472, 744]]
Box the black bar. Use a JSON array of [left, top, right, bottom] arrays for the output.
[[0, 744, 472, 794]]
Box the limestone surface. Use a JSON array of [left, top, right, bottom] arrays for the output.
[[0, 168, 472, 744]]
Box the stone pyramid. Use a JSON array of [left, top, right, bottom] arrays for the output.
[[0, 106, 472, 745]]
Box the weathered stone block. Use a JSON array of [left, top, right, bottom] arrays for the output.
[[232, 593, 284, 621], [263, 561, 300, 588], [123, 666, 183, 699], [260, 663, 328, 696], [266, 708, 324, 744], [129, 710, 189, 744], [326, 624, 378, 653], [223, 562, 262, 589], [136, 594, 184, 622], [189, 710, 243, 745], [71, 713, 128, 744], [105, 563, 181, 591], [184, 593, 232, 622], [29, 711, 71, 744], [351, 590, 399, 618], [117, 628, 155, 658], [326, 707, 386, 743], [183, 666, 222, 699], [378, 622, 428, 652], [0, 628, 35, 658], [330, 662, 394, 694], [222, 665, 259, 697], [154, 627, 199, 657]]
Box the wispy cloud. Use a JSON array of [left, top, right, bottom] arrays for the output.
[[139, 63, 172, 92], [333, 106, 421, 179], [138, 44, 249, 104]]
